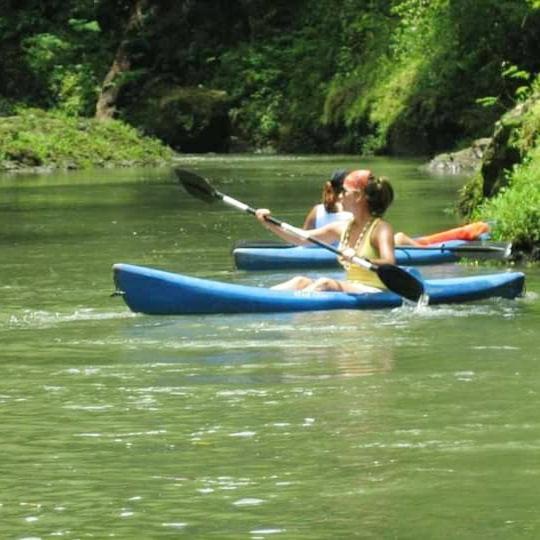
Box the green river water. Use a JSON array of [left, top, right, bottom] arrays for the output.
[[1, 155, 539, 539]]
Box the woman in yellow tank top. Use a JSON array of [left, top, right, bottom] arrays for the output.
[[255, 169, 396, 293]]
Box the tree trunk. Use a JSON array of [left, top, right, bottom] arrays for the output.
[[95, 0, 148, 120]]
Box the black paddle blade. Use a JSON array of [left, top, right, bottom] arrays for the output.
[[376, 264, 425, 302], [175, 168, 218, 204]]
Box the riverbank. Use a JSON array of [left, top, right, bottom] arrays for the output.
[[0, 108, 173, 173]]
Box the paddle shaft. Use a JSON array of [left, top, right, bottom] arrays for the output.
[[220, 193, 375, 270]]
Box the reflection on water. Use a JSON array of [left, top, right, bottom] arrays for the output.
[[0, 158, 539, 538]]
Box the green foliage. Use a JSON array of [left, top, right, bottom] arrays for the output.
[[23, 33, 69, 73], [211, 1, 391, 151], [2, 0, 540, 157], [470, 84, 540, 248], [0, 108, 172, 169], [0, 97, 18, 116], [323, 0, 455, 153], [501, 63, 531, 83], [476, 96, 500, 109], [323, 0, 540, 154], [473, 145, 540, 247], [457, 173, 485, 217], [1, 2, 107, 114], [213, 6, 346, 152], [217, 44, 287, 148], [514, 78, 540, 152], [321, 3, 393, 151], [22, 32, 101, 116], [476, 62, 533, 112]]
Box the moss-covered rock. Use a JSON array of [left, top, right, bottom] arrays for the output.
[[457, 172, 487, 219], [0, 108, 173, 172], [457, 85, 540, 259], [426, 138, 490, 175], [123, 81, 231, 153], [480, 105, 527, 198], [459, 91, 540, 215]]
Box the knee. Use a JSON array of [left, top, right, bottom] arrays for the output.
[[394, 232, 406, 245], [272, 275, 313, 291], [311, 277, 335, 291], [294, 275, 312, 288]]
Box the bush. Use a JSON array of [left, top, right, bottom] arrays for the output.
[[473, 144, 540, 248], [21, 23, 103, 116]]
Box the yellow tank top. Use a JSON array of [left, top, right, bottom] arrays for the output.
[[339, 218, 385, 289]]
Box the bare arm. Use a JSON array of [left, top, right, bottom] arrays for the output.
[[371, 221, 396, 265], [302, 206, 317, 229], [255, 209, 343, 246]]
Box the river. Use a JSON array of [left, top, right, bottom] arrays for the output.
[[1, 155, 539, 539]]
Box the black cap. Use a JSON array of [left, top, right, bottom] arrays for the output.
[[330, 169, 349, 192]]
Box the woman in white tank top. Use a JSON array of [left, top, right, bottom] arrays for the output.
[[303, 170, 352, 229]]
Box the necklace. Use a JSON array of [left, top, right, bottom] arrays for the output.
[[340, 218, 374, 268]]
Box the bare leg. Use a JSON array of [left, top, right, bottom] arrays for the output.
[[271, 275, 313, 291], [304, 277, 345, 292], [273, 276, 382, 294], [305, 277, 380, 294], [394, 232, 421, 247]]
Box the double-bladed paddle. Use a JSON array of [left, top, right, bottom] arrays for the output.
[[232, 238, 512, 260], [175, 168, 426, 303]]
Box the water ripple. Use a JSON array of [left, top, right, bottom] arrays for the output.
[[6, 308, 135, 329]]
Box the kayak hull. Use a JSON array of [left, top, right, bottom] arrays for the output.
[[233, 241, 469, 270], [113, 263, 525, 315]]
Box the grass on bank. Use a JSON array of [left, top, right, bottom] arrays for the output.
[[471, 86, 540, 254], [0, 108, 173, 170], [474, 143, 540, 251]]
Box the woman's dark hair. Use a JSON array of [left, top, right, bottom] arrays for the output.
[[364, 176, 394, 217], [322, 170, 348, 212], [330, 169, 348, 192]]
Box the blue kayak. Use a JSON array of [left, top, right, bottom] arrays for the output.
[[112, 263, 525, 315], [233, 222, 495, 270], [233, 240, 475, 270]]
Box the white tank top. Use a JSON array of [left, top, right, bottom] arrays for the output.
[[314, 204, 352, 228]]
